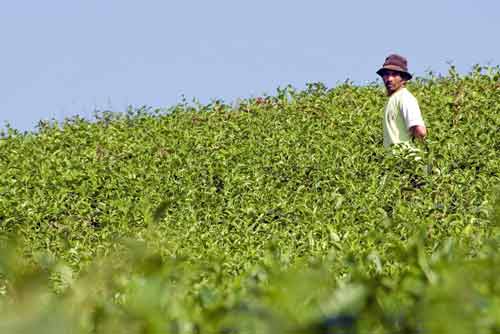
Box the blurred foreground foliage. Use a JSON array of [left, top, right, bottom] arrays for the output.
[[1, 66, 499, 333]]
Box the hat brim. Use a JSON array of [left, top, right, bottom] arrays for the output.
[[376, 66, 413, 80]]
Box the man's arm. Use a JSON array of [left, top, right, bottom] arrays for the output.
[[400, 93, 426, 140], [410, 125, 427, 140]]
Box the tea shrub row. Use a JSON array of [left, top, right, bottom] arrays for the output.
[[0, 66, 499, 333]]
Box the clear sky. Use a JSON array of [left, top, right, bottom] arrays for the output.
[[1, 1, 499, 131]]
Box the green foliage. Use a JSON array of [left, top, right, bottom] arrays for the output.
[[0, 66, 499, 333]]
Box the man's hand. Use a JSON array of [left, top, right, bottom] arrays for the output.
[[410, 125, 427, 140]]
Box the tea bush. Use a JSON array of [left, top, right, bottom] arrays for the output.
[[0, 66, 499, 333]]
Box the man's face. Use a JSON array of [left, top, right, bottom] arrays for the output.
[[382, 70, 406, 95]]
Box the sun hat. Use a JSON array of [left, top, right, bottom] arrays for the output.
[[376, 54, 413, 80]]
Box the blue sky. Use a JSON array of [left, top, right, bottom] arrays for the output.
[[1, 1, 499, 131]]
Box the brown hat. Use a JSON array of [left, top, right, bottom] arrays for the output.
[[376, 54, 413, 80]]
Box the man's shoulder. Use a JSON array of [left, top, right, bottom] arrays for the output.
[[394, 88, 418, 104]]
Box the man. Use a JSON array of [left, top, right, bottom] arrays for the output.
[[377, 54, 427, 148]]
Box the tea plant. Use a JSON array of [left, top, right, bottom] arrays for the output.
[[0, 65, 499, 333]]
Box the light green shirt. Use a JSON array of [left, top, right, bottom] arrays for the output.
[[383, 87, 425, 148]]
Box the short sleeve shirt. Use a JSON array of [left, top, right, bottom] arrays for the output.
[[383, 88, 425, 148]]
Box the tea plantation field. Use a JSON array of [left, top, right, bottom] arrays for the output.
[[1, 66, 499, 333]]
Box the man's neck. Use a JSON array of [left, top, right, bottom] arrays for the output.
[[387, 86, 406, 96]]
